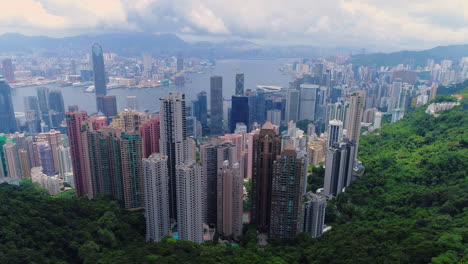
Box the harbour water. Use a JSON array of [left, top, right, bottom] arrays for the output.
[[11, 59, 294, 113]]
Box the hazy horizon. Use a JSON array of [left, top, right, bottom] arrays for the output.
[[1, 0, 467, 52]]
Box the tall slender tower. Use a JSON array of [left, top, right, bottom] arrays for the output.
[[176, 162, 203, 243], [92, 42, 107, 96], [143, 153, 170, 242], [0, 79, 17, 133], [217, 161, 243, 237], [2, 59, 15, 83], [235, 73, 244, 95], [345, 90, 365, 157], [251, 121, 282, 233], [3, 141, 22, 179], [302, 192, 327, 237], [285, 89, 300, 123], [48, 89, 65, 127], [37, 87, 50, 129], [66, 111, 89, 196], [299, 84, 320, 121], [159, 92, 188, 219], [230, 95, 249, 133], [200, 139, 236, 226], [192, 91, 208, 127], [270, 145, 306, 238], [210, 76, 223, 135]]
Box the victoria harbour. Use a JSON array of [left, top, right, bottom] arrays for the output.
[[11, 59, 292, 113]]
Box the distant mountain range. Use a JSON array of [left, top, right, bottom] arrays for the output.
[[0, 32, 357, 58], [351, 44, 468, 67], [0, 32, 466, 63]]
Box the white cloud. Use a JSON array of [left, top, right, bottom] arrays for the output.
[[0, 0, 467, 50]]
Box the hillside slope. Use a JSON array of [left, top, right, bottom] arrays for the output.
[[0, 101, 466, 264]]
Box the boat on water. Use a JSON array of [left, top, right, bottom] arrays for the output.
[[85, 85, 95, 93]]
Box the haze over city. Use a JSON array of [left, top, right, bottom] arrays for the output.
[[1, 0, 468, 50]]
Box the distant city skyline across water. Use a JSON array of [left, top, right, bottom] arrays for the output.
[[11, 59, 293, 114]]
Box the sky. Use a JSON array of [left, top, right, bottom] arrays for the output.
[[0, 0, 467, 51]]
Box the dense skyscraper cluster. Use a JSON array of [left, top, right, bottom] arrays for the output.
[[3, 41, 464, 249]]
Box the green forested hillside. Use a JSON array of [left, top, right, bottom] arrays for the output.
[[0, 103, 466, 264]]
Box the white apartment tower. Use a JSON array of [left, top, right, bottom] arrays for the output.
[[143, 154, 170, 242], [176, 162, 203, 243]]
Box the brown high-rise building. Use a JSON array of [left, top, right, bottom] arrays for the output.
[[139, 115, 160, 158], [66, 111, 89, 197], [345, 90, 365, 158], [270, 145, 306, 238], [251, 121, 281, 233]]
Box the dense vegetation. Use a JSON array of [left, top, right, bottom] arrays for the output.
[[0, 100, 466, 263], [437, 79, 468, 96]]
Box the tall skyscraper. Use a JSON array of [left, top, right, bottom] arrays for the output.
[[217, 161, 243, 237], [285, 89, 300, 122], [143, 153, 170, 242], [66, 111, 89, 197], [192, 91, 208, 127], [251, 122, 282, 233], [323, 139, 356, 197], [160, 92, 188, 219], [119, 132, 144, 209], [327, 120, 343, 148], [48, 89, 66, 129], [302, 192, 327, 237], [2, 59, 15, 83], [92, 42, 107, 96], [0, 79, 17, 133], [299, 84, 320, 121], [210, 76, 224, 135], [327, 100, 350, 129], [23, 96, 40, 120], [200, 140, 237, 226], [235, 73, 244, 95], [345, 90, 366, 153], [3, 141, 22, 179], [388, 82, 401, 113], [177, 57, 184, 72], [176, 162, 203, 243], [230, 95, 249, 133], [270, 145, 306, 238], [37, 87, 50, 128], [96, 95, 118, 117]]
